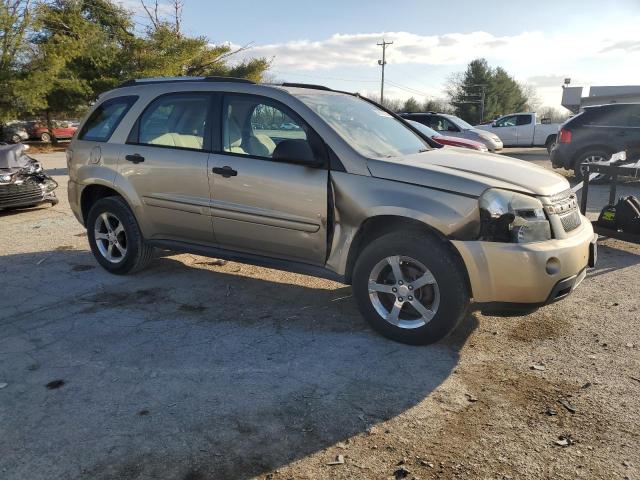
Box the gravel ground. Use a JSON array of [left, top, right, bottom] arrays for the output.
[[0, 149, 639, 480]]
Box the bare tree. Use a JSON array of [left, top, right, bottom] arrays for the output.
[[172, 0, 182, 34], [140, 0, 160, 30], [141, 0, 184, 34]]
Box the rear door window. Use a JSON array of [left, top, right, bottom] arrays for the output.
[[79, 96, 137, 142], [134, 94, 211, 151]]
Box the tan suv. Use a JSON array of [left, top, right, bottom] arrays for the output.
[[67, 77, 597, 344]]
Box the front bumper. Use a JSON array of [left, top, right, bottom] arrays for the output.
[[452, 218, 595, 305], [0, 180, 58, 210]]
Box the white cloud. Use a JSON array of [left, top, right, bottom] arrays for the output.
[[230, 22, 640, 72]]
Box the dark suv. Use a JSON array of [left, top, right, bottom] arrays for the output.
[[551, 103, 640, 180]]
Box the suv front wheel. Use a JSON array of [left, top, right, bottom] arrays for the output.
[[87, 196, 154, 275], [352, 231, 469, 345]]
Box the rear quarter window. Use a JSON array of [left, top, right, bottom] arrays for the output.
[[79, 96, 138, 142]]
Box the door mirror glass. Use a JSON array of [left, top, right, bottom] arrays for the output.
[[272, 139, 321, 166]]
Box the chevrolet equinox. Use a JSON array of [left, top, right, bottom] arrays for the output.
[[67, 77, 597, 344]]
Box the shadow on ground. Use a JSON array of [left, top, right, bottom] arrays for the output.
[[0, 250, 477, 480]]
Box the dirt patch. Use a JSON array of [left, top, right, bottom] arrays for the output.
[[24, 143, 69, 154], [71, 264, 94, 272], [178, 304, 207, 313], [79, 288, 170, 313], [507, 311, 570, 342]]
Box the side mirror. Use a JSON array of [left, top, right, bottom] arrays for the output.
[[272, 139, 323, 167]]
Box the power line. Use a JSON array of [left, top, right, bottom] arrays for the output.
[[272, 70, 379, 83], [385, 79, 433, 98]]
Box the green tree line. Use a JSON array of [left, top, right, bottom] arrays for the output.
[[0, 0, 269, 140]]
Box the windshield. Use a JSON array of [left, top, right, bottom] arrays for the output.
[[295, 92, 430, 158], [407, 120, 439, 138], [445, 114, 473, 130]]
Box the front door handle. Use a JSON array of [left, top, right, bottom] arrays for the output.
[[125, 154, 145, 164], [212, 166, 238, 178]]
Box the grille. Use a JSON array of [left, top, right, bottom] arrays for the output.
[[0, 181, 44, 208], [559, 209, 581, 232], [549, 188, 573, 204]]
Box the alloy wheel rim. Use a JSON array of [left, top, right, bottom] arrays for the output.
[[94, 212, 127, 263], [580, 154, 606, 177], [368, 255, 440, 329]]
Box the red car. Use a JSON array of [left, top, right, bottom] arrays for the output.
[[26, 120, 78, 142], [407, 120, 489, 152]]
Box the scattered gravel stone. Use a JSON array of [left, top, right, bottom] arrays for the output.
[[393, 467, 410, 479], [558, 398, 577, 414], [327, 455, 344, 466], [45, 379, 65, 390]]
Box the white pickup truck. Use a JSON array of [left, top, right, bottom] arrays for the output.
[[475, 112, 560, 153]]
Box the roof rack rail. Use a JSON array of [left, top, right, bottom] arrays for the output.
[[117, 76, 255, 88], [280, 82, 333, 91]]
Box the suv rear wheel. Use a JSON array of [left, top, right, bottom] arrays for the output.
[[352, 231, 469, 345], [573, 149, 610, 181], [87, 196, 154, 274]]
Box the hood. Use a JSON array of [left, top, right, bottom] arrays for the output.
[[0, 143, 31, 169], [473, 129, 501, 141], [434, 135, 486, 150], [367, 147, 569, 197]]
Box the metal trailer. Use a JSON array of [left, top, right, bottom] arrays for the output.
[[579, 161, 640, 244]]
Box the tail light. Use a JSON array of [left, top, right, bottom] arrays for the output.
[[559, 128, 572, 144]]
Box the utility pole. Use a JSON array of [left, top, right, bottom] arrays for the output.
[[377, 39, 393, 104]]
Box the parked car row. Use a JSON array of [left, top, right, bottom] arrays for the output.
[[399, 112, 504, 152], [406, 120, 488, 152], [0, 120, 78, 143]]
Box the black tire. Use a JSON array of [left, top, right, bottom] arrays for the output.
[[10, 134, 21, 144], [40, 132, 51, 143], [86, 196, 154, 275], [573, 149, 610, 182], [545, 135, 557, 155], [352, 231, 469, 345]]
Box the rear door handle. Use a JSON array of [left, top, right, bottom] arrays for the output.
[[212, 166, 238, 178], [125, 154, 145, 164]]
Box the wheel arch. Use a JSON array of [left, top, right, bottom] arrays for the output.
[[544, 134, 557, 147], [571, 144, 613, 168], [342, 215, 471, 295], [80, 184, 124, 224]]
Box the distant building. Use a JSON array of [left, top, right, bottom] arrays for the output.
[[562, 85, 640, 113]]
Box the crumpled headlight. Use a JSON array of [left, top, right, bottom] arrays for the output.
[[479, 188, 551, 243], [26, 162, 43, 174], [0, 173, 13, 183]]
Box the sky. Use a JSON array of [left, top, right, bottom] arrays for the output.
[[125, 0, 640, 110]]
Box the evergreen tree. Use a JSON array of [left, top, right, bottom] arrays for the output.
[[447, 58, 534, 124]]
